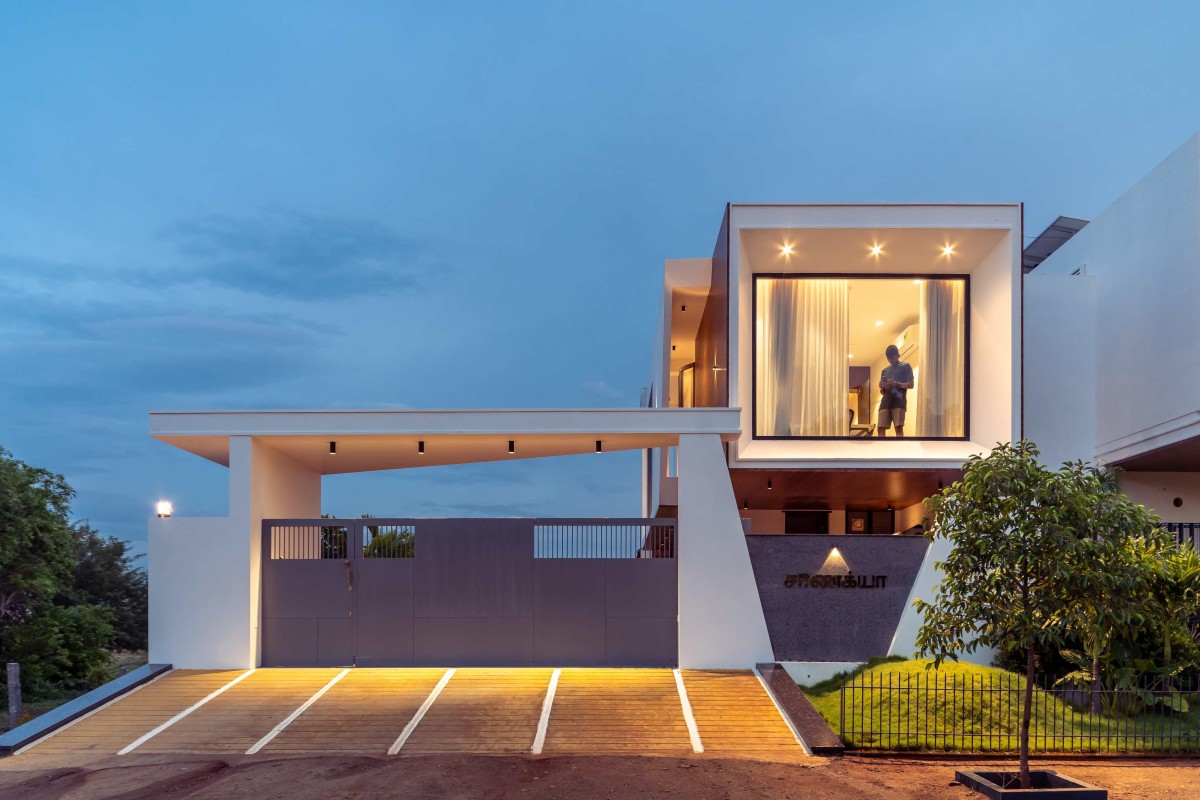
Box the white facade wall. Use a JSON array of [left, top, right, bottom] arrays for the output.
[[1023, 274, 1097, 467], [1030, 134, 1200, 465], [148, 436, 321, 669], [676, 433, 775, 668]]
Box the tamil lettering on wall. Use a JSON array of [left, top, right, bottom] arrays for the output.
[[783, 572, 887, 589]]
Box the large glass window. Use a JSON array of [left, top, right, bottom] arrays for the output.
[[754, 275, 967, 439]]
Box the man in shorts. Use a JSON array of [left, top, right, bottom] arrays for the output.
[[877, 344, 914, 437]]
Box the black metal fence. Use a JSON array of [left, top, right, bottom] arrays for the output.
[[1166, 522, 1200, 551], [838, 670, 1200, 754]]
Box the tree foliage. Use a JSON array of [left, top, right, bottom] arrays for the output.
[[0, 447, 147, 704], [913, 441, 1189, 788]]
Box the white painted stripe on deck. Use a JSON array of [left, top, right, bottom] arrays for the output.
[[245, 668, 349, 755], [530, 668, 561, 754], [117, 669, 255, 755], [673, 669, 704, 754], [14, 669, 175, 756], [753, 667, 812, 755], [386, 668, 455, 755]]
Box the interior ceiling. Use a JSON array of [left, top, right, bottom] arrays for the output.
[[155, 433, 684, 475], [741, 227, 1008, 276], [1112, 435, 1200, 472], [730, 468, 962, 511]]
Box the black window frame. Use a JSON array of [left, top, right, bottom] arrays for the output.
[[751, 272, 971, 442]]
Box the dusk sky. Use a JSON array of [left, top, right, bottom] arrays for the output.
[[3, 2, 1199, 552]]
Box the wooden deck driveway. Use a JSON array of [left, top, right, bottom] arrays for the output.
[[15, 668, 808, 761]]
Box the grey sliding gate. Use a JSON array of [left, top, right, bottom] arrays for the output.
[[260, 518, 678, 668]]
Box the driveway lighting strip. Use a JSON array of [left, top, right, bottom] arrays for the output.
[[673, 669, 704, 753], [245, 669, 349, 755], [387, 668, 455, 755], [118, 669, 256, 755], [530, 669, 561, 754]]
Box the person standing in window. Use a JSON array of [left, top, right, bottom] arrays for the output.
[[876, 344, 914, 437]]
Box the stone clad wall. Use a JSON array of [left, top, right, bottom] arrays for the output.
[[746, 535, 929, 662]]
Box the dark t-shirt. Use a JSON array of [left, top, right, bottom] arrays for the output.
[[880, 360, 914, 410]]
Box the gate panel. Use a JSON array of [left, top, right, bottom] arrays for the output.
[[261, 523, 354, 667], [261, 518, 678, 667]]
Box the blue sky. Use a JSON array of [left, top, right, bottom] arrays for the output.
[[2, 1, 1199, 551]]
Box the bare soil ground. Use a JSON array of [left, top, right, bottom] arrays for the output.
[[1, 753, 1197, 800]]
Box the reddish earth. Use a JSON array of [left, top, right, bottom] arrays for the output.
[[1, 753, 1197, 800]]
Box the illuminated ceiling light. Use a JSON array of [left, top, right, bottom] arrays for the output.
[[874, 320, 883, 327], [942, 244, 956, 257], [155, 500, 173, 518], [848, 353, 854, 359], [913, 279, 922, 285], [596, 440, 603, 454], [767, 478, 773, 490], [869, 243, 884, 257], [680, 304, 686, 313], [329, 441, 337, 455], [780, 243, 794, 256], [508, 440, 516, 454], [743, 498, 749, 510], [418, 440, 425, 455]]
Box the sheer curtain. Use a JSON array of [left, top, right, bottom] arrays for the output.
[[917, 279, 966, 437], [757, 278, 849, 436]]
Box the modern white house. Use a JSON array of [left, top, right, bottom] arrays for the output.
[[148, 134, 1200, 684]]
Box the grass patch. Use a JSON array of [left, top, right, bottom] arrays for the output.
[[804, 659, 1200, 753]]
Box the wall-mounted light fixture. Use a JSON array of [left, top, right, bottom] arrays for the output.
[[671, 345, 676, 351], [508, 440, 515, 454], [595, 440, 603, 453], [156, 501, 173, 518], [418, 440, 425, 455], [681, 304, 687, 313], [329, 441, 337, 455]]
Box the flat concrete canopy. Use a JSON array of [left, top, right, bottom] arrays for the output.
[[150, 408, 742, 473]]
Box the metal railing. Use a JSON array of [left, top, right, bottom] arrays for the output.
[[533, 519, 675, 559], [264, 518, 676, 561], [1166, 522, 1200, 550], [838, 670, 1200, 754]]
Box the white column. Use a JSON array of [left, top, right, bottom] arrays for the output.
[[676, 433, 774, 668], [148, 436, 321, 670], [230, 436, 322, 667]]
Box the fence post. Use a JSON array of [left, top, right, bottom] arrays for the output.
[[6, 663, 20, 730]]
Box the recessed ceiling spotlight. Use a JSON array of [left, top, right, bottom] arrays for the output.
[[942, 244, 956, 257], [869, 243, 883, 257], [913, 279, 922, 285], [874, 320, 883, 327], [848, 353, 854, 359], [780, 243, 794, 256]]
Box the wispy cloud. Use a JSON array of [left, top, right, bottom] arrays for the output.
[[159, 211, 447, 300], [580, 379, 628, 402]]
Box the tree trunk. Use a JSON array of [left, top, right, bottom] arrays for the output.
[[1090, 653, 1101, 716], [1021, 645, 1034, 790]]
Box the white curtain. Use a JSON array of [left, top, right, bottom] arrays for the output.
[[757, 278, 849, 436], [917, 279, 965, 437]]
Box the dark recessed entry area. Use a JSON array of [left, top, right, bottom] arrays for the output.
[[784, 511, 829, 535]]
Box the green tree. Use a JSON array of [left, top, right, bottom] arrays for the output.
[[0, 448, 119, 702], [915, 441, 1078, 789], [1054, 462, 1166, 714], [69, 521, 148, 651], [0, 447, 76, 626], [1146, 541, 1200, 678]]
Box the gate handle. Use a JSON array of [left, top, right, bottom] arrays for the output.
[[344, 558, 352, 591]]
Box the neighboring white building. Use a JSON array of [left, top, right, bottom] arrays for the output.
[[148, 135, 1200, 681]]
